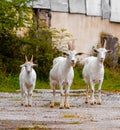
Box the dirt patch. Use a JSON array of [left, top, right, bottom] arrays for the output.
[[0, 90, 120, 130]]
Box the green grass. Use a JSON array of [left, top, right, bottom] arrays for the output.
[[36, 80, 49, 89], [62, 112, 87, 119], [0, 73, 19, 92], [70, 121, 80, 124], [73, 67, 120, 92], [62, 113, 80, 118], [71, 66, 85, 90], [102, 67, 120, 92], [0, 66, 120, 92]]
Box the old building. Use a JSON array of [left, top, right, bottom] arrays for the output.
[[28, 0, 120, 54]]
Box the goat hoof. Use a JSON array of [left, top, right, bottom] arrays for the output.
[[97, 102, 102, 105], [90, 102, 94, 105], [25, 105, 28, 107], [50, 106, 54, 108], [97, 100, 102, 105], [65, 106, 70, 109], [21, 103, 24, 106], [94, 102, 96, 104], [59, 104, 64, 109], [94, 100, 97, 104], [85, 101, 88, 104], [59, 106, 64, 109], [50, 102, 54, 108], [50, 104, 54, 108], [64, 106, 70, 109], [64, 104, 70, 109], [28, 104, 32, 107]]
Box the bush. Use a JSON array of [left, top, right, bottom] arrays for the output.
[[0, 32, 24, 74], [0, 26, 59, 81]]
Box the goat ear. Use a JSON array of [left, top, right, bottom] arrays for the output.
[[25, 55, 28, 62], [32, 63, 38, 67], [93, 48, 99, 53], [20, 64, 25, 67], [76, 52, 84, 56], [30, 55, 33, 62], [107, 50, 113, 54]]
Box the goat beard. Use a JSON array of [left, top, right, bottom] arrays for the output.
[[71, 63, 76, 67]]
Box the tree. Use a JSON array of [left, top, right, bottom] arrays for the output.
[[0, 0, 33, 34], [0, 0, 72, 81]]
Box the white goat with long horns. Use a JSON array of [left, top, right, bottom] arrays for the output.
[[49, 41, 84, 109], [82, 40, 112, 105], [19, 55, 37, 107]]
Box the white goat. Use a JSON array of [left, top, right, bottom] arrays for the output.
[[82, 41, 112, 105], [19, 55, 37, 107], [49, 44, 83, 109]]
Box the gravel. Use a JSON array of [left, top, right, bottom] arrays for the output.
[[0, 90, 120, 130]]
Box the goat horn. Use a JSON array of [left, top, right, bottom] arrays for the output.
[[30, 55, 33, 62], [68, 43, 71, 50], [72, 40, 75, 50], [25, 55, 28, 62], [68, 40, 75, 51], [102, 39, 106, 48]]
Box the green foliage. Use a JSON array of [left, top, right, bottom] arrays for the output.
[[0, 32, 24, 73], [24, 25, 59, 80], [0, 25, 58, 80], [104, 56, 114, 69], [0, 0, 33, 33]]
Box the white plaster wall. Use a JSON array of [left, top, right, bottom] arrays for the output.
[[51, 12, 120, 54]]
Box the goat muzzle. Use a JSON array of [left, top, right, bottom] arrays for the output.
[[27, 71, 31, 74], [100, 58, 104, 63], [71, 63, 76, 67]]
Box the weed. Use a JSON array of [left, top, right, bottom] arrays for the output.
[[70, 121, 80, 124], [17, 127, 51, 130], [62, 113, 86, 119]]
